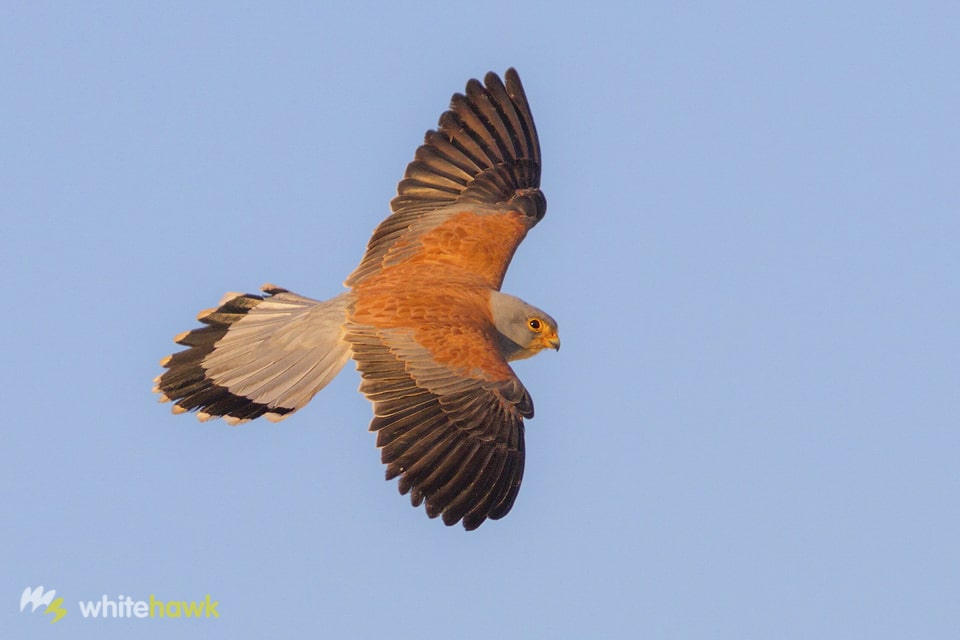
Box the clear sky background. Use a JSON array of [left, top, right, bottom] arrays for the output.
[[3, 2, 958, 638]]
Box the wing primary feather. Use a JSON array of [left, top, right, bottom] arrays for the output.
[[489, 440, 525, 519], [504, 68, 541, 168], [425, 441, 486, 520], [409, 440, 476, 514], [482, 71, 526, 161], [461, 454, 510, 530], [441, 445, 499, 526], [463, 78, 515, 163]]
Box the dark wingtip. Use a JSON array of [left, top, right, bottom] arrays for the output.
[[391, 68, 543, 215]]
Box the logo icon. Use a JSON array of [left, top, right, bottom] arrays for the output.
[[20, 586, 67, 623]]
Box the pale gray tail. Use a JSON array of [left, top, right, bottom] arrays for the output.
[[154, 284, 354, 424]]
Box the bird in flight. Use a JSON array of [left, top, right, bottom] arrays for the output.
[[154, 68, 558, 530]]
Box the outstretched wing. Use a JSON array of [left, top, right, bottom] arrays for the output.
[[348, 320, 531, 531], [346, 68, 546, 290]]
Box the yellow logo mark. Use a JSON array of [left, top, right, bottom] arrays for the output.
[[45, 597, 67, 623]]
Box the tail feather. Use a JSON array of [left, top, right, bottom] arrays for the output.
[[155, 285, 353, 424]]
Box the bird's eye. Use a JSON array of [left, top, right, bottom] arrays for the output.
[[528, 318, 542, 332]]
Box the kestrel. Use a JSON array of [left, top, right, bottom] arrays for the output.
[[154, 68, 558, 530]]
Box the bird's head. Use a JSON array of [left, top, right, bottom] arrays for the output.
[[490, 291, 560, 362]]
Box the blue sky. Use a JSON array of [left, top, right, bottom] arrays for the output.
[[3, 2, 958, 638]]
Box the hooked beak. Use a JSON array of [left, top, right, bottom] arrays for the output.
[[543, 333, 561, 352]]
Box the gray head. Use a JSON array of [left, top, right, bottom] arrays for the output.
[[489, 291, 560, 362]]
